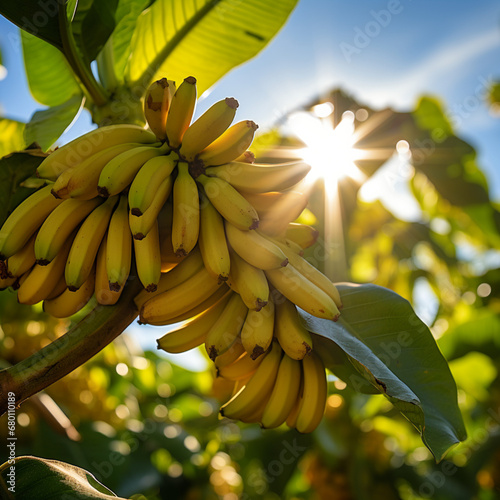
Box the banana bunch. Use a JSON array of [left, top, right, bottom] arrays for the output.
[[1, 74, 339, 432]]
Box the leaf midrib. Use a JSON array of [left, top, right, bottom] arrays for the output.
[[132, 0, 222, 87]]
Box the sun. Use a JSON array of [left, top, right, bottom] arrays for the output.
[[286, 106, 365, 186]]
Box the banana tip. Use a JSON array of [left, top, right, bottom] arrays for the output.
[[249, 219, 259, 230], [208, 346, 218, 361], [251, 345, 265, 360], [145, 284, 158, 293], [109, 282, 121, 292], [280, 258, 289, 267], [68, 285, 79, 292], [185, 76, 196, 84], [36, 258, 50, 266], [130, 207, 143, 217], [225, 97, 239, 109], [97, 186, 110, 198]]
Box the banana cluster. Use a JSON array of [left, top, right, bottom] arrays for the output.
[[0, 75, 340, 432]]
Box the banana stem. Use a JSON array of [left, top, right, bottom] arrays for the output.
[[0, 278, 142, 416], [58, 4, 108, 106]]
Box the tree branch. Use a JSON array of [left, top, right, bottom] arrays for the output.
[[0, 278, 142, 416]]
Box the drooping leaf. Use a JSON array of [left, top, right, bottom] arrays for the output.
[[0, 1, 64, 50], [125, 0, 298, 95], [0, 456, 127, 499], [72, 0, 119, 63], [301, 283, 466, 461], [0, 118, 25, 157], [21, 30, 81, 107], [0, 149, 48, 227], [24, 94, 84, 151]]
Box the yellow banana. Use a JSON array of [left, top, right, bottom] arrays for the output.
[[0, 184, 63, 259], [129, 176, 173, 240], [36, 124, 157, 180], [234, 150, 255, 163], [139, 265, 220, 325], [241, 191, 306, 218], [198, 120, 258, 166], [157, 293, 231, 354], [249, 191, 309, 236], [197, 174, 259, 230], [219, 340, 282, 420], [34, 197, 102, 265], [261, 354, 302, 429], [199, 194, 230, 282], [240, 301, 275, 360], [225, 222, 288, 270], [179, 97, 238, 161], [43, 268, 95, 318], [218, 350, 265, 381], [285, 223, 319, 250], [65, 196, 118, 291], [50, 167, 76, 199], [107, 195, 132, 292], [286, 378, 303, 429], [17, 235, 73, 305], [205, 160, 311, 194], [227, 249, 269, 310], [266, 265, 340, 320], [164, 285, 229, 325], [97, 143, 168, 197], [144, 78, 173, 141], [0, 276, 17, 290], [4, 232, 37, 278], [171, 162, 199, 256], [134, 247, 204, 310], [274, 299, 313, 360], [165, 76, 197, 148], [205, 292, 248, 360], [134, 219, 161, 292], [95, 235, 122, 305], [270, 238, 342, 309], [157, 200, 184, 270], [128, 154, 176, 216], [214, 336, 245, 369], [296, 352, 328, 433], [58, 143, 143, 200]]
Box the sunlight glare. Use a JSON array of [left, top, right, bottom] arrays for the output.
[[287, 110, 362, 185]]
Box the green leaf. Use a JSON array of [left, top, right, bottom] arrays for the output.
[[301, 283, 466, 461], [72, 0, 119, 63], [411, 97, 490, 207], [21, 30, 81, 107], [0, 1, 64, 50], [25, 95, 84, 151], [108, 0, 151, 81], [0, 150, 48, 227], [125, 0, 298, 94], [0, 456, 128, 499], [0, 118, 26, 157]]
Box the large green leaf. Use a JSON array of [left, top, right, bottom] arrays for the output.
[[21, 31, 81, 107], [0, 456, 128, 499], [0, 2, 64, 50], [108, 0, 151, 81], [25, 95, 84, 151], [125, 0, 298, 94], [72, 0, 119, 63], [0, 150, 47, 227], [301, 283, 466, 461], [0, 118, 25, 157]]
